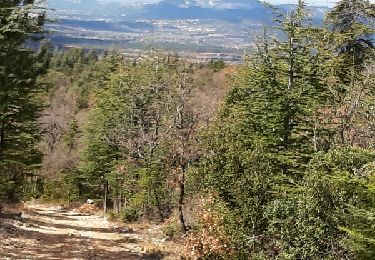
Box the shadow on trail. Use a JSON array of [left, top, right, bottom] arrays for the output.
[[0, 206, 170, 259], [1, 224, 165, 259], [31, 211, 75, 221], [0, 212, 23, 220], [26, 217, 139, 236]]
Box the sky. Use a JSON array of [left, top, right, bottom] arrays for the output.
[[99, 0, 338, 7], [91, 0, 375, 7]]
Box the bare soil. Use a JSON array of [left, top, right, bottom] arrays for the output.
[[0, 203, 179, 259]]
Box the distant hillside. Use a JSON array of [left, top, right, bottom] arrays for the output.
[[55, 19, 155, 32], [46, 0, 330, 54], [126, 1, 273, 23], [48, 0, 329, 23]]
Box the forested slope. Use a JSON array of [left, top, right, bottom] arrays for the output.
[[1, 0, 375, 259]]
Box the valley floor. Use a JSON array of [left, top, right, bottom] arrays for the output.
[[0, 203, 178, 259]]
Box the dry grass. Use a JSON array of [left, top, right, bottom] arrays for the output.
[[0, 201, 27, 214]]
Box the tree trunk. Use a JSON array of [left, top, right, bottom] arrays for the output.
[[155, 193, 164, 222], [7, 184, 16, 202], [103, 181, 108, 216], [113, 194, 118, 214], [0, 119, 5, 157], [119, 191, 122, 213], [178, 166, 187, 233]]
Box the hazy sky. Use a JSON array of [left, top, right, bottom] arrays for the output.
[[100, 0, 338, 7], [96, 0, 375, 7]]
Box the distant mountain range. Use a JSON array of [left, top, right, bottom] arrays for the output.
[[46, 0, 330, 54], [48, 0, 329, 23]]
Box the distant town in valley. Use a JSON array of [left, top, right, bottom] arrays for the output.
[[47, 0, 329, 63]]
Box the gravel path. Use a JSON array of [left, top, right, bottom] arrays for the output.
[[0, 204, 173, 259]]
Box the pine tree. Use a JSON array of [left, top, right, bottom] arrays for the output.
[[200, 1, 343, 257], [326, 0, 375, 67], [0, 1, 47, 200]]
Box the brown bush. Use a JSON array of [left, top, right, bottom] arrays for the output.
[[73, 203, 100, 214], [182, 209, 234, 259]]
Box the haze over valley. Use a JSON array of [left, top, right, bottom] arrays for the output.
[[47, 0, 329, 61]]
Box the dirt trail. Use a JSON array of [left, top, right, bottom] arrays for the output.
[[0, 204, 176, 259]]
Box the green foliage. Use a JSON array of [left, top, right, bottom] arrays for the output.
[[311, 148, 375, 259], [0, 0, 48, 201], [326, 0, 375, 66], [64, 119, 79, 151], [207, 59, 226, 72], [42, 170, 82, 202], [79, 54, 201, 222], [37, 49, 121, 202], [161, 217, 182, 238], [197, 1, 375, 259], [3, 1, 373, 259]]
